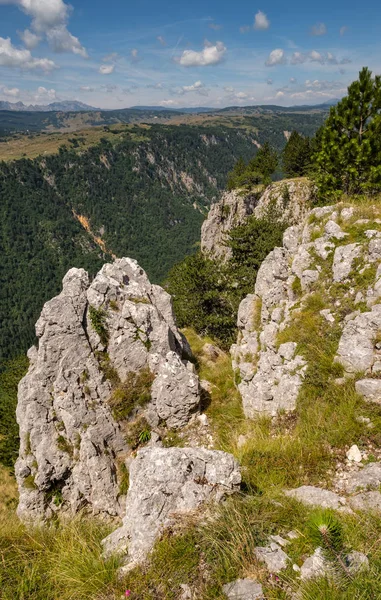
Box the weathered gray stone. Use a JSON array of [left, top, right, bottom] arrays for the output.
[[102, 446, 241, 567], [346, 551, 369, 575], [222, 579, 264, 600], [300, 547, 330, 580], [336, 305, 381, 373], [368, 238, 381, 262], [346, 445, 362, 462], [16, 258, 200, 522], [349, 491, 381, 512], [344, 462, 381, 493], [355, 379, 381, 404], [325, 220, 348, 240], [332, 243, 361, 282], [284, 486, 344, 510], [255, 542, 289, 573], [314, 237, 335, 260]]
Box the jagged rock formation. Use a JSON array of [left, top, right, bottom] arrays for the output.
[[102, 446, 241, 569], [16, 258, 201, 522], [231, 203, 381, 418], [201, 178, 313, 260]]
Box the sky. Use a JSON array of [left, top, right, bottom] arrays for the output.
[[0, 0, 380, 109]]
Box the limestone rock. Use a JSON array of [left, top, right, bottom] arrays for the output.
[[102, 446, 241, 567], [346, 445, 362, 462], [332, 243, 361, 282], [255, 542, 289, 573], [349, 491, 381, 512], [344, 462, 381, 493], [355, 379, 381, 404], [222, 579, 264, 600], [201, 179, 313, 261], [16, 258, 200, 522], [346, 551, 369, 575], [300, 547, 330, 581], [336, 305, 381, 373], [284, 486, 344, 510]]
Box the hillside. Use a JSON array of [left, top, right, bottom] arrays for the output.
[[2, 195, 381, 600], [0, 123, 262, 365]]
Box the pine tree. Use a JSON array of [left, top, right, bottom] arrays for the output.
[[227, 156, 247, 190], [283, 131, 311, 177], [314, 67, 381, 200], [249, 142, 278, 185]]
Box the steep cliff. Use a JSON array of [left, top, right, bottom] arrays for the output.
[[16, 258, 201, 522], [201, 178, 313, 260], [232, 203, 381, 417]]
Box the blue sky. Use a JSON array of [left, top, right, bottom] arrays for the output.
[[0, 0, 380, 108]]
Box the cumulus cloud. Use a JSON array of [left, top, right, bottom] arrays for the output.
[[159, 99, 179, 107], [254, 10, 270, 30], [1, 86, 20, 97], [35, 86, 57, 100], [290, 77, 297, 84], [178, 41, 226, 66], [99, 63, 115, 75], [18, 28, 41, 49], [290, 50, 343, 65], [157, 35, 166, 45], [0, 0, 87, 56], [80, 85, 95, 92], [223, 86, 234, 92], [311, 22, 327, 36], [265, 48, 286, 66], [340, 26, 348, 36], [0, 36, 56, 70], [174, 81, 208, 96]]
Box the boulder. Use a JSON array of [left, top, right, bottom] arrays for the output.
[[349, 491, 381, 512], [336, 305, 381, 373], [355, 379, 381, 404], [102, 446, 241, 568], [16, 258, 200, 522], [332, 243, 361, 282]]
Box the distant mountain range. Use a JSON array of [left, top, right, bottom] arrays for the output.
[[0, 100, 98, 113]]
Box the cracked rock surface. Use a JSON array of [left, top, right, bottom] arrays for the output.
[[16, 258, 200, 522], [102, 446, 241, 568]]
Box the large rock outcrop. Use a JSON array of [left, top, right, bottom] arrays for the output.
[[231, 204, 381, 417], [16, 258, 201, 522], [102, 446, 241, 569], [201, 178, 313, 261]]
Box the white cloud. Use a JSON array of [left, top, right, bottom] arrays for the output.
[[266, 78, 273, 85], [178, 41, 226, 66], [309, 50, 324, 63], [1, 86, 20, 97], [80, 85, 94, 92], [239, 25, 250, 34], [0, 36, 56, 71], [265, 48, 286, 66], [99, 63, 115, 75], [0, 0, 87, 57], [291, 51, 305, 64], [160, 99, 179, 107], [276, 91, 284, 98], [209, 22, 222, 30], [157, 35, 166, 46], [35, 86, 57, 100], [340, 26, 348, 36], [235, 91, 248, 99], [290, 77, 297, 84], [311, 22, 327, 36], [224, 86, 234, 92], [18, 28, 41, 49], [254, 10, 270, 30], [46, 26, 87, 57]]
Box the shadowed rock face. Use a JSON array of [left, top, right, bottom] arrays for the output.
[[201, 178, 313, 261], [102, 446, 241, 569], [16, 258, 200, 522]]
